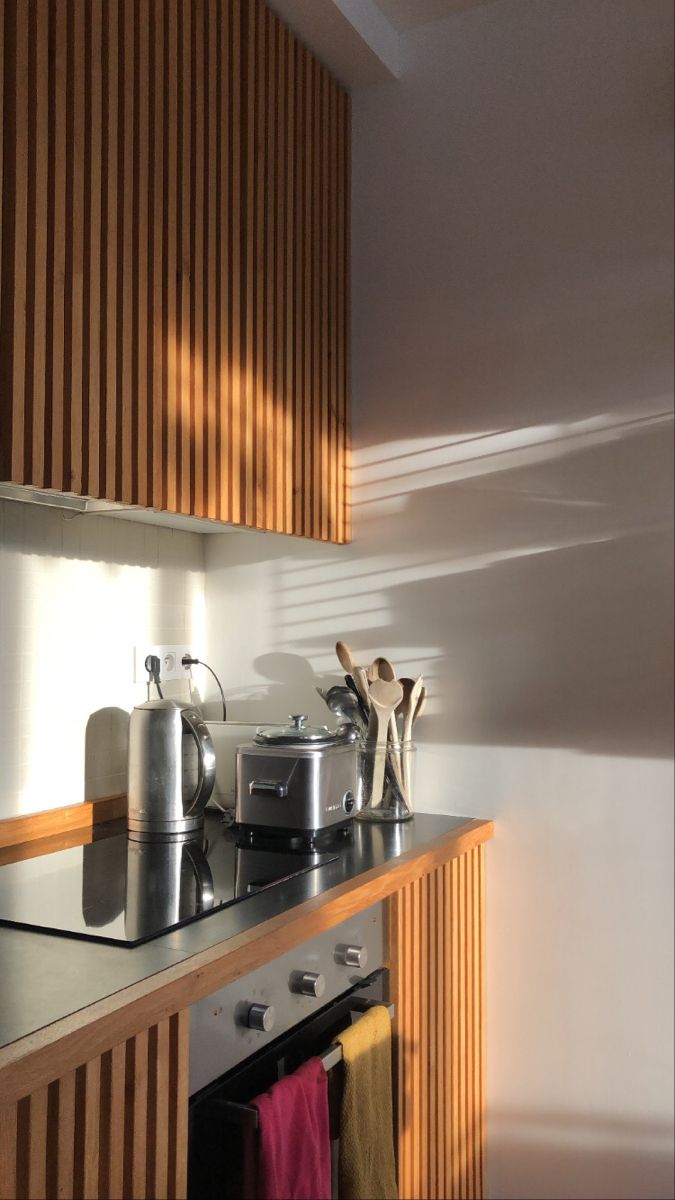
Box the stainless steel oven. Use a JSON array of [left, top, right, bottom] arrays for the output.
[[187, 903, 390, 1200]]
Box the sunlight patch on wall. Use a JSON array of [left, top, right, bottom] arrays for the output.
[[351, 404, 674, 507]]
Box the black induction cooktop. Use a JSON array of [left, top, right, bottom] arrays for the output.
[[0, 817, 338, 947]]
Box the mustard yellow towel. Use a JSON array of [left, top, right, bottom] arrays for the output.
[[335, 1005, 398, 1200]]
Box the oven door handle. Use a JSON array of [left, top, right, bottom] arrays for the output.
[[249, 779, 288, 798], [206, 1002, 396, 1128]]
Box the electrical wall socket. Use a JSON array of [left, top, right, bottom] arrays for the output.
[[134, 645, 194, 684]]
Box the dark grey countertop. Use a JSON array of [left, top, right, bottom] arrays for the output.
[[0, 811, 475, 1052]]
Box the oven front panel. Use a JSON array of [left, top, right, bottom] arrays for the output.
[[189, 902, 384, 1094]]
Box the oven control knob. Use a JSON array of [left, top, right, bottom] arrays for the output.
[[293, 971, 326, 998], [247, 1003, 276, 1032], [338, 945, 368, 970]]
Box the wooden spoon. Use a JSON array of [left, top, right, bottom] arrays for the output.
[[336, 641, 370, 712], [335, 640, 356, 675], [366, 678, 404, 811], [366, 656, 397, 684]]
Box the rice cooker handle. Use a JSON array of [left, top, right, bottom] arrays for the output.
[[181, 709, 216, 816], [249, 779, 289, 799]]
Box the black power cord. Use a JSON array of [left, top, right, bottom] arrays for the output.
[[144, 654, 164, 699], [182, 655, 227, 721]]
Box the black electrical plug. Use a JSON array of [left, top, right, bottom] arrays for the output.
[[144, 654, 164, 699], [181, 655, 226, 721]]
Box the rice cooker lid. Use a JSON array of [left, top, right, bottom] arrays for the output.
[[255, 714, 342, 747]]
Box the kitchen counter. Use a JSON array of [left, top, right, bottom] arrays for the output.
[[0, 809, 493, 1200], [0, 811, 491, 1086]]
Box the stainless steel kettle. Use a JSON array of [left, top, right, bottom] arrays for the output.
[[127, 700, 216, 839]]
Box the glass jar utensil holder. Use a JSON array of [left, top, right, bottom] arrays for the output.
[[356, 739, 416, 822]]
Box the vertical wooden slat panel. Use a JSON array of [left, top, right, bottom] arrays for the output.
[[206, 0, 218, 520], [26, 1086, 48, 1200], [0, 1104, 18, 1200], [293, 38, 304, 536], [103, 0, 118, 501], [31, 3, 49, 488], [128, 1027, 149, 1200], [190, 0, 204, 518], [1, 0, 350, 541], [83, 1057, 101, 1199], [85, 0, 101, 497], [336, 85, 346, 545], [254, 0, 266, 529], [119, 0, 134, 504], [135, 0, 149, 508], [283, 25, 294, 534], [242, 0, 255, 528], [146, 1024, 171, 1200], [342, 90, 352, 542], [215, 0, 228, 522], [172, 1009, 190, 1200], [0, 0, 4, 290], [69, 0, 85, 495], [320, 65, 330, 542], [11, 0, 28, 482], [178, 0, 191, 515], [164, 0, 177, 513], [390, 849, 487, 1200], [106, 1041, 126, 1200], [56, 1069, 76, 1200], [265, 6, 277, 532], [478, 844, 487, 1197], [150, 0, 164, 511], [302, 47, 312, 537], [311, 57, 321, 540], [229, 0, 242, 528], [327, 76, 337, 543]]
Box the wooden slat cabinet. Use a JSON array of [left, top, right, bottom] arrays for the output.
[[0, 847, 487, 1200], [0, 0, 350, 543], [0, 1012, 189, 1200]]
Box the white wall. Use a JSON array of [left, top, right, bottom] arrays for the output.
[[0, 500, 205, 817], [206, 1, 675, 1197]]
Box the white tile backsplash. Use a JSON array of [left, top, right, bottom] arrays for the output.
[[0, 500, 206, 819]]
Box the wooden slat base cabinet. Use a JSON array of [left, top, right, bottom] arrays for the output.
[[0, 847, 487, 1200], [0, 0, 350, 543], [0, 1013, 189, 1200]]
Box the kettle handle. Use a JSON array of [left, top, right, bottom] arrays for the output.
[[181, 709, 216, 817]]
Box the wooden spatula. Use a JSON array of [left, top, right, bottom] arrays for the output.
[[402, 675, 424, 745]]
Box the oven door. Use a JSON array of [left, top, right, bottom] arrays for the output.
[[188, 969, 389, 1200]]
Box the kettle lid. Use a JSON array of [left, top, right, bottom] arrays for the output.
[[134, 699, 187, 712]]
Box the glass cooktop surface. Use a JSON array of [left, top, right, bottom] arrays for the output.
[[0, 819, 338, 946]]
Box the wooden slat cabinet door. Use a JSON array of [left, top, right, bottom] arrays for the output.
[[0, 1011, 189, 1200], [389, 846, 488, 1200], [0, 0, 350, 544]]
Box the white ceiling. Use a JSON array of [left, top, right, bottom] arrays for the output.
[[268, 0, 496, 88], [371, 0, 491, 33]]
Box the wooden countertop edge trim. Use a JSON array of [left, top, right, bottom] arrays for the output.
[[0, 817, 493, 1104], [0, 795, 127, 851]]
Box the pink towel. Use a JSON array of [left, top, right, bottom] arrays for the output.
[[249, 1057, 331, 1200]]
